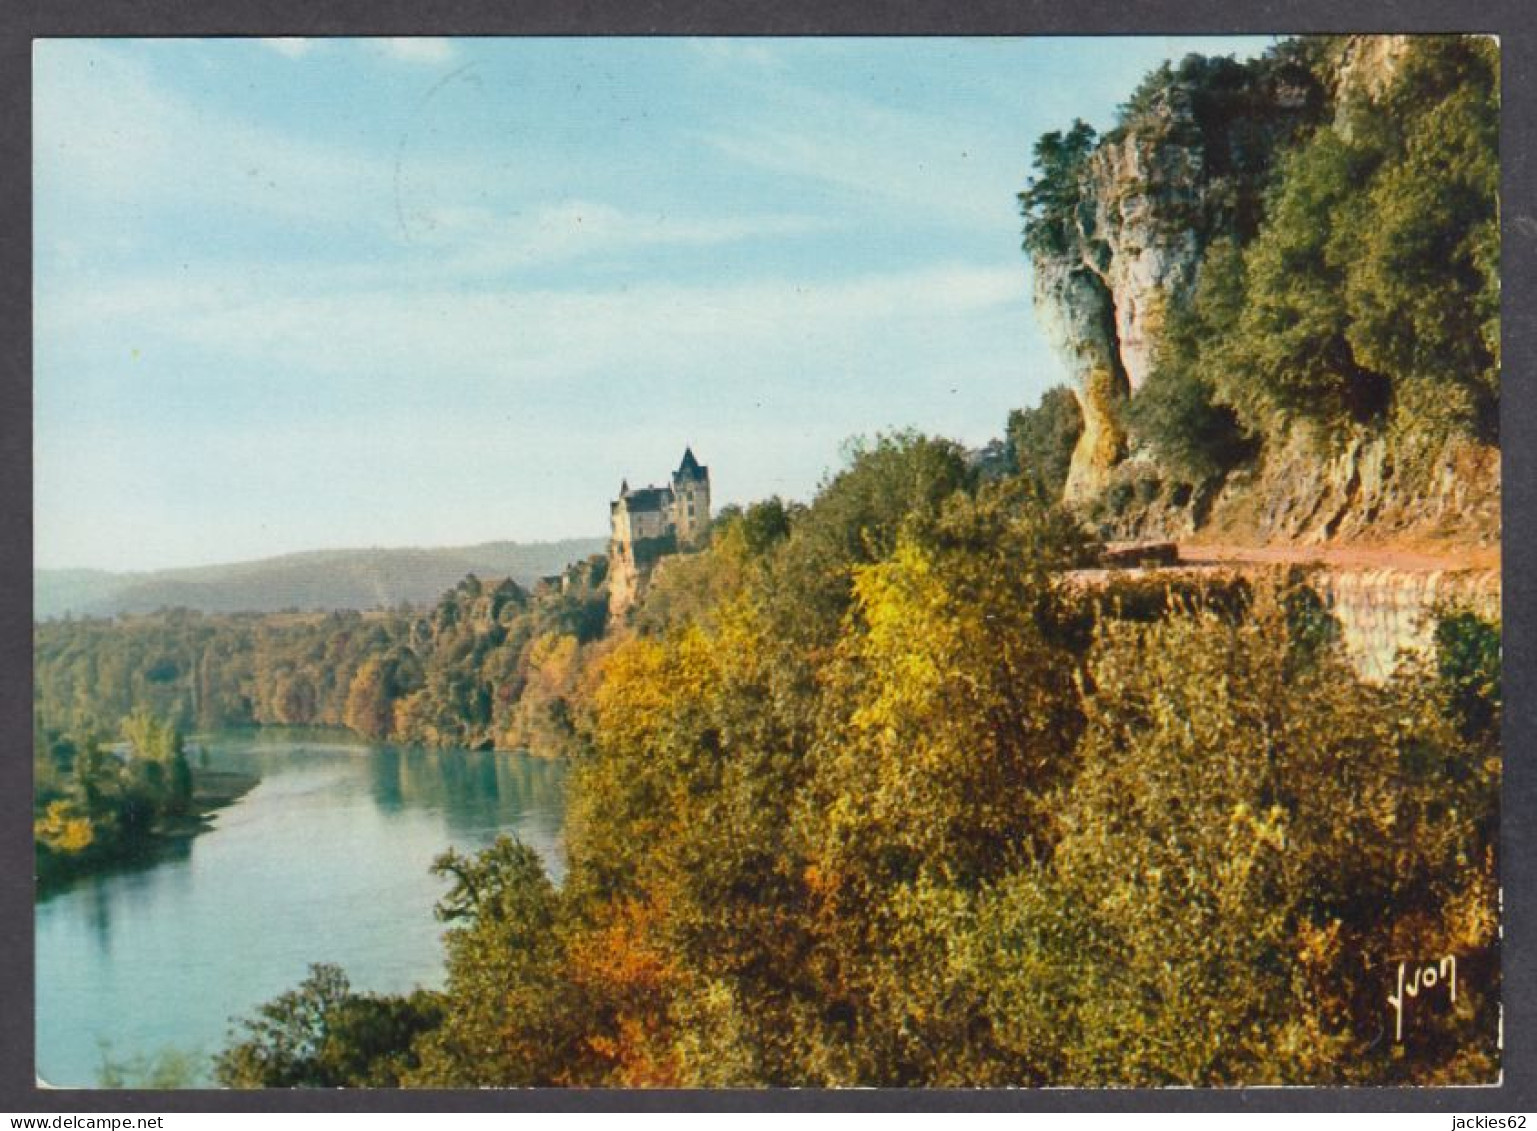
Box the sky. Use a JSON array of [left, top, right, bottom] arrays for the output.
[[34, 35, 1275, 572]]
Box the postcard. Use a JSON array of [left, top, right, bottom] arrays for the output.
[[26, 33, 1505, 1097]]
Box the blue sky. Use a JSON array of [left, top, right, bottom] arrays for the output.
[[34, 35, 1274, 571]]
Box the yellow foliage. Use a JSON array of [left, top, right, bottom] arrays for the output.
[[35, 799, 95, 854]]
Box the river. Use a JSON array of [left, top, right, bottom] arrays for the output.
[[35, 729, 567, 1088]]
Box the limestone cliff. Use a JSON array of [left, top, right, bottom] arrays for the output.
[[1031, 260, 1125, 501], [607, 545, 642, 621], [1029, 47, 1328, 502]]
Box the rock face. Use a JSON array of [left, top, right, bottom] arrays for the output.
[[1032, 259, 1126, 501], [1080, 131, 1206, 397], [1331, 34, 1413, 122], [1029, 48, 1329, 502], [607, 550, 642, 620], [1204, 429, 1502, 551]]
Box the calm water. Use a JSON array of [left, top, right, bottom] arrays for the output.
[[35, 730, 567, 1088]]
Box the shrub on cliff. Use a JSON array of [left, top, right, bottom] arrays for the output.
[[1127, 239, 1256, 482], [1177, 36, 1497, 450], [1019, 120, 1097, 258]]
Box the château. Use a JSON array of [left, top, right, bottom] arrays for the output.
[[607, 447, 711, 617]]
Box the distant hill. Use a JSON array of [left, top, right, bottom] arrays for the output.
[[35, 539, 608, 620]]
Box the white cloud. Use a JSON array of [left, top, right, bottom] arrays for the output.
[[374, 38, 456, 65], [258, 38, 316, 59], [45, 260, 1020, 378], [35, 257, 1049, 570], [400, 199, 831, 276]]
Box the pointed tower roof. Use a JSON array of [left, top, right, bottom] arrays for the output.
[[677, 446, 702, 475]]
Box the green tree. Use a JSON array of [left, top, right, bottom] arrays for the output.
[[216, 964, 443, 1088], [97, 1042, 204, 1089], [121, 709, 192, 816], [1020, 120, 1098, 257], [1433, 609, 1501, 742], [1162, 36, 1500, 453], [406, 837, 591, 1086], [1128, 239, 1256, 482], [1339, 36, 1500, 439], [72, 736, 111, 814], [1006, 386, 1085, 500], [763, 431, 974, 648]]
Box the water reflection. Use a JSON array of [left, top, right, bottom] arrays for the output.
[[36, 731, 566, 1088], [361, 746, 566, 867], [369, 746, 407, 812]]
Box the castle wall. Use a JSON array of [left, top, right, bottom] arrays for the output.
[[627, 507, 670, 541]]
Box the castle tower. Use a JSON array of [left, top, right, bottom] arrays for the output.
[[671, 447, 711, 548]]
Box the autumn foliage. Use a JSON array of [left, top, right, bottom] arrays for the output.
[[221, 432, 1500, 1087]]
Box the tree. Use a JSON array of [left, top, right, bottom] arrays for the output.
[[1221, 129, 1389, 435], [973, 585, 1499, 1085], [121, 709, 192, 817], [1433, 609, 1501, 742], [34, 799, 95, 854], [1162, 36, 1499, 452], [343, 655, 419, 740], [216, 964, 353, 1087], [1006, 386, 1084, 500], [1127, 239, 1256, 482], [764, 431, 974, 648], [1340, 36, 1499, 440], [121, 709, 174, 763], [787, 485, 1090, 1083], [1020, 120, 1098, 257], [215, 964, 443, 1088], [406, 837, 591, 1086]]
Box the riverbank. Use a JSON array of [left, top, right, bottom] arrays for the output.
[[151, 768, 261, 841], [36, 736, 567, 1087], [36, 767, 260, 894]]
